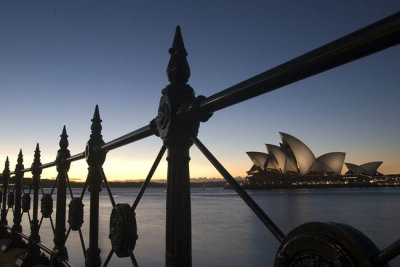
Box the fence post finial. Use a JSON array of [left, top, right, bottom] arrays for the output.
[[20, 143, 49, 265], [167, 25, 190, 84], [5, 157, 9, 171], [34, 143, 40, 160], [10, 149, 24, 248], [60, 125, 69, 150], [30, 143, 43, 251], [85, 105, 106, 267], [91, 105, 102, 138], [0, 157, 10, 238], [51, 127, 71, 265], [17, 149, 23, 164], [157, 26, 199, 267]]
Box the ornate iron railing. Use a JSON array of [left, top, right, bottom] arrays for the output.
[[1, 11, 399, 267]]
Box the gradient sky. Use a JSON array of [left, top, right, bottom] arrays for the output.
[[0, 1, 399, 180]]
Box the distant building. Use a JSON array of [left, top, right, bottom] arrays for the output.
[[246, 132, 383, 185], [247, 132, 346, 176], [345, 162, 383, 176]]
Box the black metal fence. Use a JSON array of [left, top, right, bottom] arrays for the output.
[[1, 11, 399, 267]]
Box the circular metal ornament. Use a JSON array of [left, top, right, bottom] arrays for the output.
[[41, 193, 53, 218], [274, 222, 386, 267], [109, 203, 138, 257], [156, 95, 171, 138], [7, 192, 14, 208], [68, 197, 84, 230], [22, 193, 31, 212]]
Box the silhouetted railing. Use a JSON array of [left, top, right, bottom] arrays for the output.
[[1, 11, 400, 267]]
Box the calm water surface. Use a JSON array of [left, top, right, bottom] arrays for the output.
[[13, 187, 400, 266]]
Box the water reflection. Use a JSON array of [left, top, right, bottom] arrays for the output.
[[11, 187, 400, 266]]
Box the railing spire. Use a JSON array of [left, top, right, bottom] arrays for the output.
[[20, 143, 49, 265], [10, 150, 24, 248], [0, 157, 10, 238], [167, 26, 190, 84], [85, 105, 106, 267], [51, 126, 71, 265], [31, 144, 42, 241], [90, 105, 103, 139], [4, 157, 9, 171], [156, 26, 199, 267], [60, 125, 69, 150]]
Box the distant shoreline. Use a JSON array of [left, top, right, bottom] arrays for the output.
[[238, 182, 400, 190], [5, 178, 400, 190], [11, 178, 227, 188]]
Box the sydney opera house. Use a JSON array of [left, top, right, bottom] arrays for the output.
[[245, 132, 384, 186]]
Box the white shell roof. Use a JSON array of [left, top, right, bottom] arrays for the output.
[[317, 152, 346, 175], [245, 133, 358, 176], [246, 152, 269, 170], [279, 132, 316, 175], [346, 161, 383, 175], [265, 156, 278, 170], [285, 158, 299, 174], [360, 161, 383, 175], [266, 144, 287, 174]]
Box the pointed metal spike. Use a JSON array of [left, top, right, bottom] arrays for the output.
[[61, 125, 68, 137], [59, 126, 69, 149], [91, 105, 102, 137], [17, 149, 23, 164], [4, 157, 9, 171], [167, 26, 190, 83], [172, 26, 186, 54], [93, 105, 101, 121], [34, 143, 41, 163]]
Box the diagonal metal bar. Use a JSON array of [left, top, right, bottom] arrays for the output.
[[132, 145, 166, 210], [66, 173, 74, 199], [103, 250, 114, 267], [28, 183, 33, 195], [50, 176, 58, 195], [78, 228, 86, 259], [80, 180, 88, 200], [198, 12, 400, 114], [98, 165, 116, 208], [38, 216, 44, 229], [39, 181, 44, 195], [191, 136, 285, 242], [65, 226, 71, 240], [49, 216, 55, 234], [129, 250, 139, 267], [375, 239, 400, 264]]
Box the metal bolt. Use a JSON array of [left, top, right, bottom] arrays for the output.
[[333, 254, 349, 267], [277, 250, 290, 265]]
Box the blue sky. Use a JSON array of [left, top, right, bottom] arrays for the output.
[[0, 1, 399, 180]]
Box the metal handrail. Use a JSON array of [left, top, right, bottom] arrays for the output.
[[9, 124, 154, 176], [1, 10, 400, 267], [199, 11, 400, 113], [3, 225, 72, 267], [100, 124, 155, 152]]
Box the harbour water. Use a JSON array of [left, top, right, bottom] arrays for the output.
[[13, 187, 400, 266]]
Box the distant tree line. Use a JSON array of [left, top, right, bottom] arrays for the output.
[[0, 177, 227, 188]]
